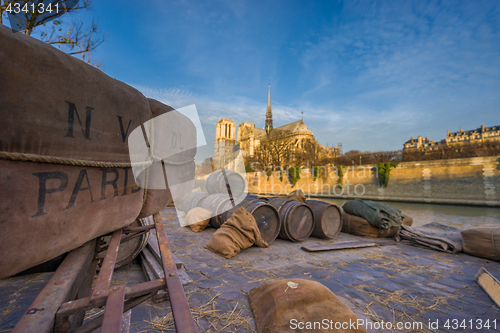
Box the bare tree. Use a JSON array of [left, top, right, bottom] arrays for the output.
[[1, 0, 105, 67]]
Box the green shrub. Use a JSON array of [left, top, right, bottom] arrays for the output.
[[312, 166, 322, 181], [337, 165, 346, 189], [375, 162, 399, 187], [287, 166, 302, 188]]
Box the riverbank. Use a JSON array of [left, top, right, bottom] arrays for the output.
[[246, 156, 500, 207]]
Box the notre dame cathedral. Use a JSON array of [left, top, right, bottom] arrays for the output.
[[213, 84, 341, 170]]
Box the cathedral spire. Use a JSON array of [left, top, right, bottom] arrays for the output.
[[266, 81, 273, 134]]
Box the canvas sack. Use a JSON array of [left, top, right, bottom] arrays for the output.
[[185, 207, 212, 232], [461, 225, 500, 261], [0, 25, 152, 278], [205, 207, 268, 258], [248, 279, 367, 333]]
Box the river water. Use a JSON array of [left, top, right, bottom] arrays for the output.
[[313, 197, 500, 230]]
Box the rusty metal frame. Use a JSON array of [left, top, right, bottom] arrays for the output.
[[12, 216, 197, 333]]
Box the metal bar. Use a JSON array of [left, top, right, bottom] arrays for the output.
[[57, 278, 166, 317], [12, 240, 96, 333], [123, 224, 155, 233], [97, 230, 148, 254], [119, 230, 148, 245], [154, 213, 197, 333], [73, 293, 156, 333], [221, 167, 235, 208], [91, 229, 122, 300], [100, 284, 126, 333]]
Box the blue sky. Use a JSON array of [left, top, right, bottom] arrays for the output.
[[6, 0, 500, 157]]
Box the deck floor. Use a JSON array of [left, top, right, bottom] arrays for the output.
[[1, 206, 500, 332]]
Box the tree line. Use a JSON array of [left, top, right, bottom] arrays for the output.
[[336, 140, 500, 166]]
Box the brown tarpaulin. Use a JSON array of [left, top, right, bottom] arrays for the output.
[[205, 207, 268, 258], [397, 222, 463, 253], [249, 279, 368, 333]]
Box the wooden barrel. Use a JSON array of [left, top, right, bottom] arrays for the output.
[[108, 217, 152, 268], [210, 195, 235, 228], [209, 195, 280, 244], [245, 200, 281, 244], [221, 195, 267, 223], [202, 193, 227, 212], [246, 194, 269, 202], [267, 197, 289, 211], [206, 170, 246, 197], [306, 200, 343, 239], [181, 192, 209, 212], [269, 198, 314, 242]]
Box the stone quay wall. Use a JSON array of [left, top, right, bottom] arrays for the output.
[[245, 156, 500, 206]]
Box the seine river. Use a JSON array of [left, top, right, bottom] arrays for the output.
[[311, 197, 500, 230]]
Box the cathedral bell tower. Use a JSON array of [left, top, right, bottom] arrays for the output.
[[265, 83, 273, 134]]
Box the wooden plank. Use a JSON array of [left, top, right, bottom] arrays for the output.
[[475, 267, 500, 308], [148, 232, 183, 269], [64, 259, 99, 332], [12, 240, 96, 333], [121, 310, 132, 333], [140, 253, 169, 303], [142, 249, 193, 286], [178, 269, 194, 286], [301, 240, 396, 252], [142, 247, 166, 279]]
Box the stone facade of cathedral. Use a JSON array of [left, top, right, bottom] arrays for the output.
[[213, 85, 340, 169]]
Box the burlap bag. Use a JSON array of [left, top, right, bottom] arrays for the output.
[[205, 207, 268, 258], [0, 25, 152, 278], [185, 207, 211, 232], [249, 279, 368, 333], [287, 189, 307, 203], [342, 212, 413, 238], [461, 225, 500, 261]]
